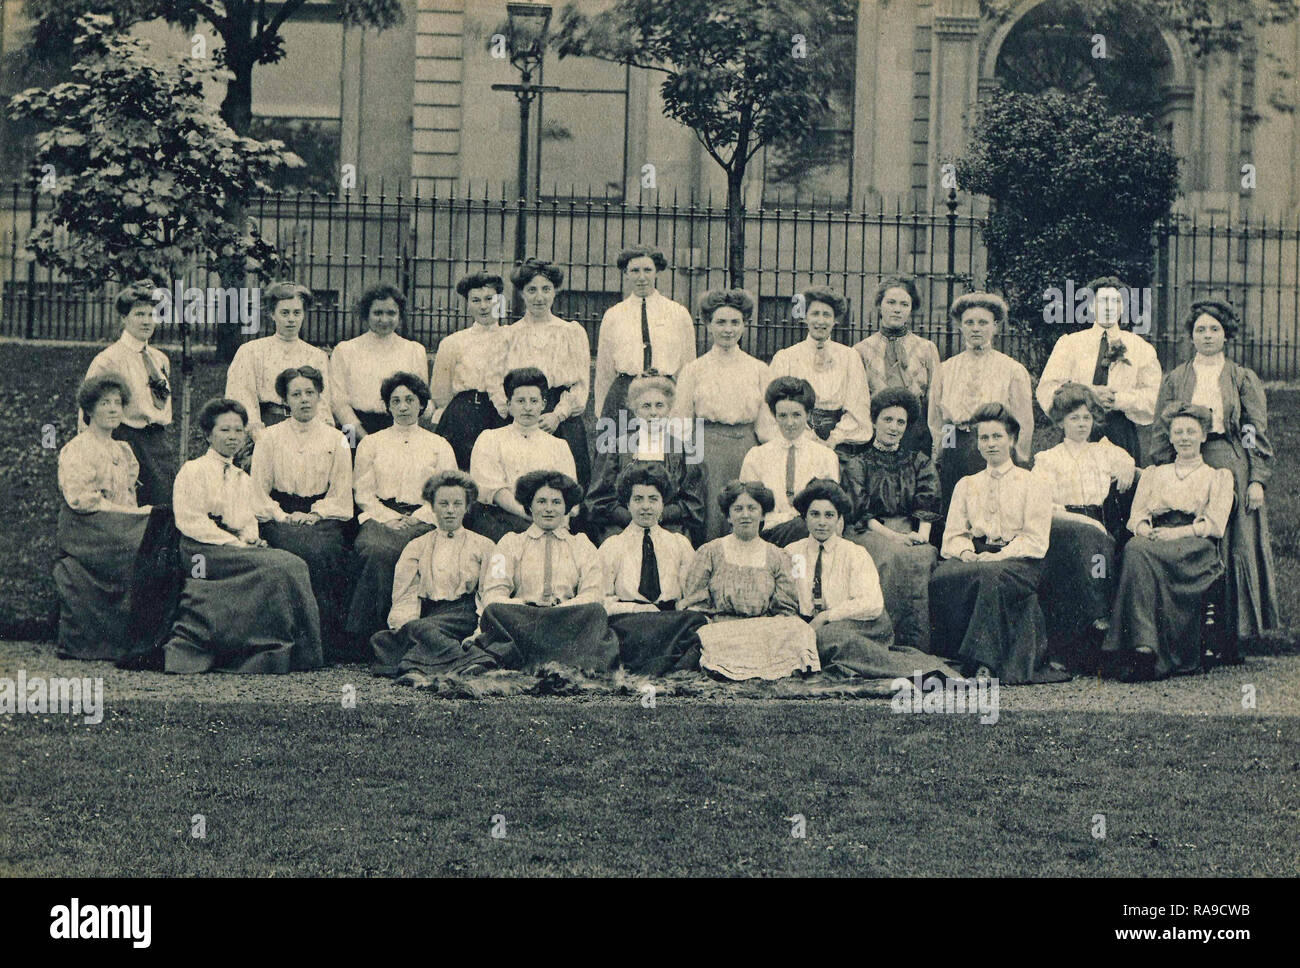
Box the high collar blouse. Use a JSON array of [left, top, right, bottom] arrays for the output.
[[353, 423, 457, 524], [855, 330, 942, 400], [173, 449, 263, 545], [1128, 461, 1234, 538], [58, 431, 141, 512], [224, 335, 335, 429], [480, 525, 605, 607], [81, 332, 172, 430], [329, 330, 431, 415], [927, 348, 1035, 462], [499, 316, 591, 421], [429, 323, 510, 414], [760, 338, 873, 445], [1032, 438, 1136, 508], [941, 463, 1052, 560], [387, 526, 496, 628], [250, 418, 355, 520], [671, 347, 770, 428]]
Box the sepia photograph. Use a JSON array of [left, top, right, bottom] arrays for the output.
[[0, 0, 1294, 934]]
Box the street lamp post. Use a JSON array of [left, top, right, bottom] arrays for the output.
[[491, 2, 558, 307]]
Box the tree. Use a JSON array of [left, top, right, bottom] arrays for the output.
[[25, 0, 404, 358], [9, 14, 301, 288], [954, 86, 1179, 371], [553, 0, 854, 287]]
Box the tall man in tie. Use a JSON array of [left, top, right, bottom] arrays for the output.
[[1037, 275, 1161, 465], [593, 245, 696, 422], [81, 281, 176, 505]]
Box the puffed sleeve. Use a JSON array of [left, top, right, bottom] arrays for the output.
[[821, 544, 885, 624], [315, 349, 336, 427], [479, 533, 519, 606], [569, 534, 606, 607], [469, 432, 505, 507], [1199, 467, 1235, 538], [1235, 365, 1273, 486], [828, 349, 872, 447], [554, 324, 591, 421], [1126, 465, 1158, 534], [429, 335, 458, 411], [1035, 336, 1070, 415], [224, 343, 261, 428], [313, 431, 355, 520], [387, 533, 426, 629], [57, 444, 106, 512], [911, 452, 943, 522], [173, 461, 239, 546], [354, 434, 399, 524], [329, 343, 353, 424], [248, 434, 285, 523], [926, 361, 946, 459], [1113, 340, 1161, 426], [680, 542, 718, 612], [1101, 438, 1137, 492], [671, 362, 700, 432], [1008, 361, 1035, 464], [767, 545, 802, 616], [1000, 472, 1052, 560], [593, 306, 618, 418], [940, 477, 975, 559]]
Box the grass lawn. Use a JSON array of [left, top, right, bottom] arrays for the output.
[[2, 698, 1296, 877]]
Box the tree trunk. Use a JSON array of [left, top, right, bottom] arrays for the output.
[[726, 168, 746, 290], [215, 20, 255, 362]]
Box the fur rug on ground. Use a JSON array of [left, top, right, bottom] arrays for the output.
[[413, 662, 912, 700]]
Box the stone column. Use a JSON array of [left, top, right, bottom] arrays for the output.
[[928, 0, 982, 206]]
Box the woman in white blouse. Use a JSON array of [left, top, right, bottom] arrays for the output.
[[54, 374, 159, 661], [431, 271, 509, 470], [1102, 403, 1235, 679], [500, 259, 593, 487], [672, 289, 771, 541], [927, 292, 1034, 520], [250, 365, 354, 659], [165, 398, 322, 674], [346, 371, 457, 648], [1032, 383, 1136, 668]]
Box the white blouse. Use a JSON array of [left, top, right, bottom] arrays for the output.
[[250, 419, 354, 521], [593, 290, 697, 413], [672, 347, 770, 428], [480, 525, 605, 607], [429, 323, 510, 414], [500, 316, 591, 421], [81, 332, 172, 430], [1190, 353, 1228, 433], [928, 349, 1035, 462], [1032, 438, 1136, 507], [785, 534, 886, 623], [941, 463, 1052, 560], [1128, 461, 1234, 538], [387, 526, 496, 628], [353, 423, 457, 524], [58, 432, 142, 513], [469, 422, 578, 506], [173, 449, 264, 546], [330, 331, 431, 416], [739, 431, 842, 527], [760, 338, 873, 445], [1035, 326, 1161, 426], [224, 335, 335, 429], [598, 523, 697, 614]]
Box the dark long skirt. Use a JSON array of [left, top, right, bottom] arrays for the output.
[[164, 537, 322, 673], [1203, 436, 1282, 641], [847, 529, 938, 653], [54, 507, 152, 660], [235, 403, 290, 470], [113, 423, 174, 507], [936, 427, 982, 514], [599, 373, 635, 423], [464, 503, 533, 543], [929, 557, 1065, 684], [544, 385, 591, 488], [1102, 536, 1224, 678], [701, 421, 759, 540], [816, 614, 958, 679], [263, 517, 350, 657], [609, 609, 709, 675], [809, 407, 844, 441], [351, 409, 392, 437], [466, 602, 620, 673], [438, 390, 505, 471], [370, 594, 480, 677], [1041, 516, 1115, 648], [345, 519, 435, 646], [761, 516, 808, 547]]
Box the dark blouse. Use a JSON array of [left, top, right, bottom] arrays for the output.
[[584, 431, 708, 545], [843, 444, 942, 530]]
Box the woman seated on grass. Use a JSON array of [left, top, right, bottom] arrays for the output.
[[1102, 403, 1234, 681], [370, 469, 495, 686], [251, 365, 354, 660], [346, 371, 457, 651], [739, 376, 841, 547], [55, 374, 172, 662], [585, 374, 707, 547], [449, 470, 618, 675], [1032, 383, 1136, 670], [680, 480, 819, 681], [469, 366, 579, 541], [928, 403, 1064, 684], [841, 386, 942, 653], [164, 398, 322, 674], [787, 478, 956, 681], [597, 464, 709, 675]]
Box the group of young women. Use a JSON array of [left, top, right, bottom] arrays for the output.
[[53, 254, 1282, 685]]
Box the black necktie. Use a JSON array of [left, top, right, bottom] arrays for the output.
[[640, 297, 653, 374], [814, 542, 825, 600], [638, 528, 661, 603], [1092, 332, 1111, 386]]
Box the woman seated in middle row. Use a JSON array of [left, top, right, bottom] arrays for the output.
[[929, 403, 1065, 684], [250, 365, 354, 658], [346, 371, 457, 651], [680, 481, 819, 681]]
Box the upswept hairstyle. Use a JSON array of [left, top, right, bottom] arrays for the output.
[[950, 291, 1008, 326], [870, 386, 921, 425], [627, 374, 676, 408], [872, 274, 922, 318], [198, 397, 249, 435], [510, 258, 564, 290], [275, 365, 325, 401], [616, 245, 668, 272], [503, 366, 549, 400], [1084, 276, 1128, 325], [356, 283, 406, 324], [115, 280, 161, 318], [77, 373, 132, 423], [616, 462, 673, 507], [801, 286, 847, 322], [699, 288, 755, 320], [970, 401, 1020, 442], [792, 477, 852, 519], [1048, 382, 1105, 427], [1184, 299, 1240, 339], [764, 375, 816, 415], [1161, 401, 1213, 436], [380, 371, 432, 411], [455, 271, 505, 298], [515, 469, 583, 513], [263, 281, 313, 315], [423, 468, 478, 507], [717, 479, 776, 516]]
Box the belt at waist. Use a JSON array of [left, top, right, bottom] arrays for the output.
[[270, 489, 327, 515], [207, 513, 243, 538], [379, 496, 422, 516], [120, 422, 168, 435], [1205, 432, 1229, 441], [420, 593, 476, 617], [972, 536, 1009, 554], [1152, 510, 1196, 528], [451, 389, 494, 405], [1064, 504, 1104, 521]]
